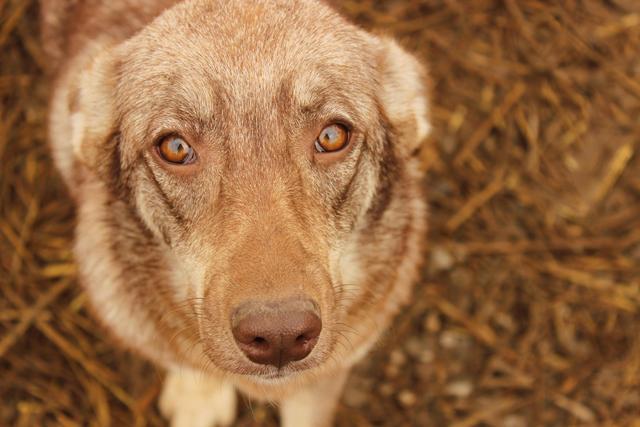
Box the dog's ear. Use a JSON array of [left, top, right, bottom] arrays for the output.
[[69, 49, 118, 179], [377, 38, 431, 153]]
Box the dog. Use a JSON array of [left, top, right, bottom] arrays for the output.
[[42, 0, 430, 425]]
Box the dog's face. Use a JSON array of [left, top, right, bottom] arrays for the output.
[[71, 0, 428, 380]]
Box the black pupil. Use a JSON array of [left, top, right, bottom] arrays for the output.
[[323, 126, 338, 144], [170, 138, 186, 155]]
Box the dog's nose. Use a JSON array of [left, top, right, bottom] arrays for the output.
[[231, 300, 322, 368]]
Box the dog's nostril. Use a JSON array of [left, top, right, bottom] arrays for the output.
[[231, 299, 322, 367]]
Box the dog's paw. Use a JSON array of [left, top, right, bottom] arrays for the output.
[[159, 368, 237, 427]]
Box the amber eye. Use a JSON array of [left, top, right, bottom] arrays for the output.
[[157, 135, 195, 164], [314, 123, 350, 153]]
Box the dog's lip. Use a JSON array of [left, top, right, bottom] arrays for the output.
[[239, 366, 304, 383], [255, 370, 291, 380], [230, 358, 320, 380]]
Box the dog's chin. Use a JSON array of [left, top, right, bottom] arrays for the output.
[[226, 357, 322, 380], [241, 367, 302, 384], [202, 346, 326, 384]]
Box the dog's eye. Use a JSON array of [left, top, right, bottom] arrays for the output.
[[314, 124, 350, 153], [157, 135, 195, 165]]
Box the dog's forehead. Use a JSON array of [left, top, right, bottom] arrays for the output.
[[118, 0, 377, 104], [114, 0, 382, 149]]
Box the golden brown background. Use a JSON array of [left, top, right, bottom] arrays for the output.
[[1, 0, 639, 425]]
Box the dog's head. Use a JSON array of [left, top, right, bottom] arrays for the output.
[[70, 0, 429, 380]]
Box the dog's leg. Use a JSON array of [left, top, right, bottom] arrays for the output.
[[280, 369, 349, 427], [159, 368, 237, 427]]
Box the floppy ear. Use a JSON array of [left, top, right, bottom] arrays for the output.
[[378, 38, 431, 153], [69, 49, 118, 179]]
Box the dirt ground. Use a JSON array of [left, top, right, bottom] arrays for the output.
[[1, 0, 640, 426]]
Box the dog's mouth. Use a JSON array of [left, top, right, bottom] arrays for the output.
[[232, 346, 326, 377], [231, 356, 328, 384], [247, 365, 302, 381]]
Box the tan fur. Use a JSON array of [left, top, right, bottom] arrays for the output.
[[43, 0, 430, 425]]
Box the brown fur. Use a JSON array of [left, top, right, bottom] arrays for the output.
[[43, 1, 430, 425]]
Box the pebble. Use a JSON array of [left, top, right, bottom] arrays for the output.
[[397, 390, 418, 407], [439, 136, 458, 155], [405, 337, 435, 363], [404, 337, 436, 363], [385, 364, 400, 379], [424, 312, 441, 333], [439, 329, 472, 350], [430, 246, 455, 271], [419, 349, 435, 364], [416, 364, 433, 382], [390, 350, 407, 366], [379, 382, 394, 397], [343, 387, 369, 408], [502, 414, 527, 427], [405, 336, 424, 357], [444, 379, 473, 398]]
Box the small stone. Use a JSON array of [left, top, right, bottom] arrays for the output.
[[416, 364, 433, 381], [405, 337, 435, 364], [424, 313, 441, 333], [494, 311, 515, 333], [405, 336, 424, 358], [419, 349, 435, 364], [379, 382, 394, 397], [385, 364, 400, 379], [438, 136, 457, 155], [430, 246, 455, 271], [343, 388, 369, 408], [439, 329, 472, 349], [390, 350, 407, 366], [397, 390, 418, 407], [502, 414, 527, 427], [445, 380, 473, 398], [405, 337, 435, 363]]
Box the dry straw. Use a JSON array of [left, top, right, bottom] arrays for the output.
[[1, 0, 639, 425]]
